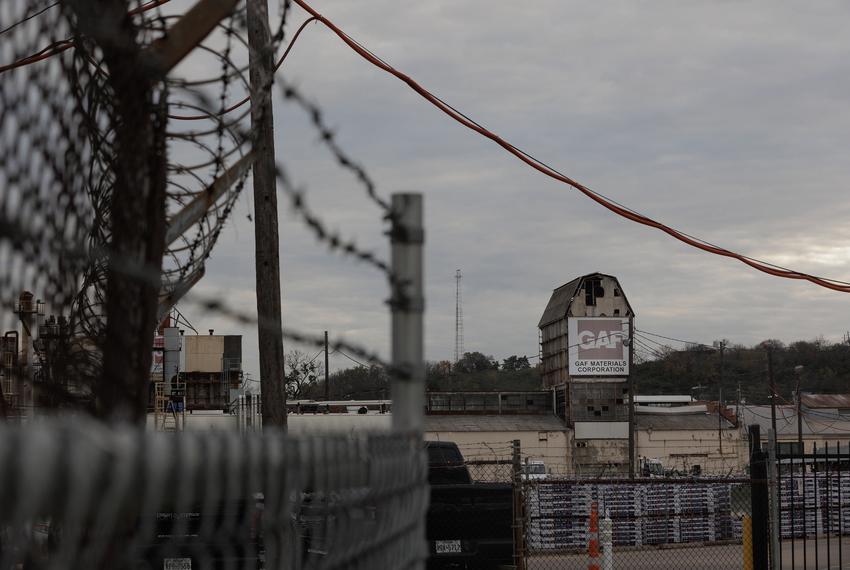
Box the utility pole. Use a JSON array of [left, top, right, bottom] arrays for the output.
[[795, 365, 804, 453], [247, 0, 286, 428], [736, 381, 741, 424], [767, 344, 777, 451], [714, 340, 727, 458], [718, 386, 723, 457], [324, 330, 330, 401]]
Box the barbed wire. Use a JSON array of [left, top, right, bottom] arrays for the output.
[[279, 81, 391, 214], [0, 0, 414, 417], [190, 294, 411, 379]]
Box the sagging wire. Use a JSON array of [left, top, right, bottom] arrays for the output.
[[290, 0, 850, 294]]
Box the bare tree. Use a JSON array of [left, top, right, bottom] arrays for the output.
[[285, 350, 322, 400]]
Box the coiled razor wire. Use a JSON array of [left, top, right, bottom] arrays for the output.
[[0, 418, 429, 570]]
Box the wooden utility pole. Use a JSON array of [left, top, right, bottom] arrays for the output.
[[247, 0, 286, 428], [717, 340, 726, 457], [324, 330, 330, 400], [795, 366, 804, 452], [767, 344, 777, 449]]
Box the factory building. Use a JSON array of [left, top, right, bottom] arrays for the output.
[[538, 272, 635, 473], [178, 331, 242, 410]]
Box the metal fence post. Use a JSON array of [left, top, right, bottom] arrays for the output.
[[512, 439, 526, 570], [390, 193, 426, 568], [390, 193, 425, 434], [750, 425, 770, 570], [767, 428, 779, 569]]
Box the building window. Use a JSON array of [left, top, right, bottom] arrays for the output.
[[778, 441, 803, 456], [538, 431, 548, 442], [614, 288, 620, 297], [584, 279, 604, 306], [613, 309, 620, 316]]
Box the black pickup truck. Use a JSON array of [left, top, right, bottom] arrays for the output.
[[426, 441, 514, 570]]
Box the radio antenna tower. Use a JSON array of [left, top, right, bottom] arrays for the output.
[[454, 269, 464, 363]]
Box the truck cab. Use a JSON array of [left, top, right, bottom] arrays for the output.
[[522, 460, 547, 481]]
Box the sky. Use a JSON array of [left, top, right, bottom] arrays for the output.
[[178, 0, 850, 382]]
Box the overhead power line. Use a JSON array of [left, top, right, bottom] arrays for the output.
[[290, 0, 850, 294], [635, 328, 716, 350], [337, 349, 370, 368]]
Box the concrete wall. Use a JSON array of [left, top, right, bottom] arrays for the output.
[[425, 429, 570, 473], [637, 428, 747, 473], [146, 411, 237, 431], [184, 335, 224, 373], [572, 438, 629, 474]]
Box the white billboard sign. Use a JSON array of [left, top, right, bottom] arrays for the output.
[[568, 317, 629, 376]]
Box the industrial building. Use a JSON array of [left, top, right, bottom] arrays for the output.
[[538, 272, 634, 473], [150, 326, 243, 411]]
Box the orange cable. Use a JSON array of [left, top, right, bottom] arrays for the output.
[[0, 0, 171, 75], [291, 0, 850, 294]]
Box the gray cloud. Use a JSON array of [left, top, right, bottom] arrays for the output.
[[190, 1, 850, 381]]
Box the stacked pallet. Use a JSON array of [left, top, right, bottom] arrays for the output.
[[642, 485, 678, 545], [778, 474, 850, 539], [526, 482, 592, 550], [525, 481, 738, 551], [599, 485, 641, 547]]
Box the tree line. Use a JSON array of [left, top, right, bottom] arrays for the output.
[[632, 336, 850, 404], [274, 350, 540, 400], [273, 337, 850, 403]]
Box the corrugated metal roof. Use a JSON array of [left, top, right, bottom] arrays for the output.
[[740, 405, 850, 436], [538, 277, 582, 328], [635, 395, 694, 403], [636, 404, 708, 415], [802, 394, 850, 409], [425, 414, 567, 433], [637, 413, 735, 430]]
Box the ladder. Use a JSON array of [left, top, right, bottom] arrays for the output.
[[154, 380, 186, 432]]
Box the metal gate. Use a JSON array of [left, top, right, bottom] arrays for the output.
[[773, 436, 850, 569]]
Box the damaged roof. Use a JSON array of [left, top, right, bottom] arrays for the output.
[[537, 272, 633, 328]]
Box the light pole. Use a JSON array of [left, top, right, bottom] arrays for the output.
[[713, 340, 728, 458], [794, 365, 804, 453]]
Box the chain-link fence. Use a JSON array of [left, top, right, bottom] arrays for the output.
[[521, 477, 753, 569], [0, 418, 429, 570]]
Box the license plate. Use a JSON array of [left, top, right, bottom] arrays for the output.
[[164, 558, 191, 570], [435, 540, 461, 554]]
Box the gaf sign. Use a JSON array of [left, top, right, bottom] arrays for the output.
[[568, 317, 629, 376]]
